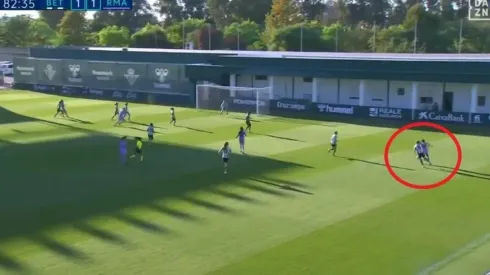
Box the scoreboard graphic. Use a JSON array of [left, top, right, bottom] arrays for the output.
[[469, 0, 490, 21], [1, 0, 132, 10]]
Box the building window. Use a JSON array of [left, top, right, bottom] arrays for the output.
[[477, 96, 486, 106], [397, 88, 405, 96], [303, 77, 313, 83], [420, 97, 433, 104], [255, 75, 267, 81]]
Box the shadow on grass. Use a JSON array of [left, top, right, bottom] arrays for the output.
[[0, 105, 311, 272], [255, 133, 304, 142], [426, 165, 490, 181], [251, 178, 314, 195], [175, 125, 213, 134], [338, 156, 415, 171]]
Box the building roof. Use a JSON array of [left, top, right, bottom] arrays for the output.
[[86, 47, 490, 62]]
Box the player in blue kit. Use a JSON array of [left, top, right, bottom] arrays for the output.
[[111, 102, 119, 120], [119, 136, 128, 165], [114, 107, 128, 126], [420, 139, 432, 165], [236, 126, 246, 153]]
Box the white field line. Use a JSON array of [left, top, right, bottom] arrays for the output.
[[417, 233, 490, 275]]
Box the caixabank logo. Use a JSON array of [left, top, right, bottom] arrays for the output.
[[417, 111, 465, 123]]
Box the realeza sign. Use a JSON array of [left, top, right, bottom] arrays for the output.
[[369, 107, 403, 119], [417, 111, 466, 123]]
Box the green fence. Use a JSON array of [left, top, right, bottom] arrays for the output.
[[13, 57, 193, 94]]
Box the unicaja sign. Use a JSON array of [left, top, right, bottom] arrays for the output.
[[418, 111, 465, 122], [276, 101, 306, 111]]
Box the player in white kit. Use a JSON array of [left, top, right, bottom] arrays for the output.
[[328, 131, 338, 156], [218, 142, 232, 174], [414, 141, 427, 166]]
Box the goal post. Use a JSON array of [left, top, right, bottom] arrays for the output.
[[195, 83, 272, 116]]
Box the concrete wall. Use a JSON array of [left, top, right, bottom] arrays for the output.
[[231, 74, 490, 114], [0, 47, 28, 61]]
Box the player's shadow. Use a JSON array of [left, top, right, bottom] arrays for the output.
[[339, 156, 415, 171], [66, 117, 93, 124], [425, 165, 490, 180], [0, 106, 311, 271], [255, 133, 304, 142], [175, 125, 213, 134], [250, 178, 314, 195], [130, 121, 165, 130], [123, 125, 163, 134]]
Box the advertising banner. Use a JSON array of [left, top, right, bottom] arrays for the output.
[[114, 62, 148, 91], [61, 85, 87, 96], [147, 63, 181, 92], [229, 96, 269, 113], [36, 59, 62, 86], [470, 113, 490, 125], [13, 57, 37, 84], [61, 59, 89, 86], [32, 84, 60, 94], [270, 99, 311, 112], [87, 61, 117, 89], [150, 93, 192, 107], [367, 107, 410, 120], [414, 110, 468, 124], [314, 103, 357, 116]]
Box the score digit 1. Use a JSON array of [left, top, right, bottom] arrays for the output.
[[70, 0, 86, 10], [87, 0, 101, 10]]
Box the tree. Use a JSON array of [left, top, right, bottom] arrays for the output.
[[269, 22, 327, 51], [98, 26, 131, 46], [166, 19, 206, 48], [265, 0, 303, 45], [155, 0, 207, 24], [192, 24, 223, 50], [57, 11, 88, 46], [207, 0, 272, 28], [0, 15, 32, 47], [131, 24, 172, 48], [223, 20, 261, 50], [29, 20, 57, 46], [39, 11, 65, 30]]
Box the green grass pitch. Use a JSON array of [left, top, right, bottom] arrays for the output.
[[1, 89, 490, 275]]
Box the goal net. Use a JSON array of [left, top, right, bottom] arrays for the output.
[[195, 84, 272, 116]]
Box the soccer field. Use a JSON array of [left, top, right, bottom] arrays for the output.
[[1, 89, 490, 275]]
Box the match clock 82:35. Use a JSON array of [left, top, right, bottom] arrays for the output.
[[2, 0, 36, 9]]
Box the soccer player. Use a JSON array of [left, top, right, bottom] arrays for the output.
[[170, 108, 176, 125], [245, 112, 252, 133], [421, 139, 432, 165], [114, 107, 128, 126], [111, 102, 119, 120], [147, 123, 155, 141], [414, 141, 426, 166], [130, 137, 144, 162], [120, 136, 128, 165], [54, 99, 67, 118], [125, 103, 131, 121], [236, 126, 246, 153], [328, 131, 338, 156], [220, 100, 228, 115], [218, 142, 231, 174]]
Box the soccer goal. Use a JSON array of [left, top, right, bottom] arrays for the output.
[[195, 83, 272, 116]]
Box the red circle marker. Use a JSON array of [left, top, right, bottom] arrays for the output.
[[383, 121, 462, 190]]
